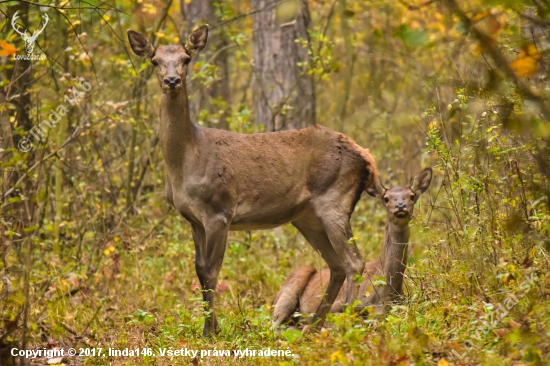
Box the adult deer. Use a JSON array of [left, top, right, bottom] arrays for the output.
[[272, 168, 432, 327], [127, 25, 378, 336]]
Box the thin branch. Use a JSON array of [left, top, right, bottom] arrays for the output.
[[398, 0, 439, 11], [0, 0, 126, 13], [444, 0, 550, 120], [209, 0, 292, 30]]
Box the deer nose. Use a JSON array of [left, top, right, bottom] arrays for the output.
[[396, 202, 406, 210], [164, 76, 181, 88]]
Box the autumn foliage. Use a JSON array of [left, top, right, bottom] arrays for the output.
[[1, 0, 550, 365]]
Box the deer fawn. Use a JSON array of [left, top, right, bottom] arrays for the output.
[[272, 168, 432, 327], [127, 25, 378, 336]]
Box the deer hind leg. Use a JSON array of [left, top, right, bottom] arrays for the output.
[[316, 213, 365, 310], [191, 221, 229, 337], [292, 218, 346, 328]]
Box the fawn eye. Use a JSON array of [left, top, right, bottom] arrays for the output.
[[151, 60, 158, 66], [384, 197, 389, 203], [183, 58, 191, 65], [410, 195, 415, 200]]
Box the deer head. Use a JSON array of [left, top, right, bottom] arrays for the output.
[[11, 11, 49, 54], [127, 25, 209, 95], [367, 168, 432, 225]]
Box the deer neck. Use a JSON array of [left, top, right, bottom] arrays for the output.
[[159, 89, 196, 178], [380, 216, 410, 296]]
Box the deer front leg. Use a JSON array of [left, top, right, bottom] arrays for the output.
[[312, 267, 346, 326], [191, 220, 229, 337]]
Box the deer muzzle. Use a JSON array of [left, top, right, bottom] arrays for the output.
[[163, 76, 181, 90], [393, 203, 410, 218]]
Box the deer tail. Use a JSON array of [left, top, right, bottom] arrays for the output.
[[336, 133, 379, 192], [361, 148, 379, 192]]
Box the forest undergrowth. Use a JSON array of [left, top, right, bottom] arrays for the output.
[[1, 0, 550, 365]]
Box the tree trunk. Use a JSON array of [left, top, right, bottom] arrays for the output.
[[252, 0, 316, 131], [181, 0, 230, 130], [53, 1, 71, 253], [337, 0, 354, 127], [5, 4, 34, 154]]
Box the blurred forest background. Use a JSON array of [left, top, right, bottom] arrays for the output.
[[1, 0, 550, 365]]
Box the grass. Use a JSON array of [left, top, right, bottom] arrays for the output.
[[12, 188, 549, 366], [4, 95, 550, 365]]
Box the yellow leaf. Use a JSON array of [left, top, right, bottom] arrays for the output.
[[520, 43, 541, 60], [438, 359, 449, 366], [502, 273, 515, 285], [142, 3, 156, 14], [329, 350, 346, 362], [510, 44, 541, 77], [510, 57, 538, 77], [0, 41, 17, 56]]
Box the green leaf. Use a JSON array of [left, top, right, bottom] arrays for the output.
[[282, 329, 302, 343], [395, 25, 429, 47]]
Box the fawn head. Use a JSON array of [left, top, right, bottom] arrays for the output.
[[367, 168, 432, 224], [127, 25, 208, 94]]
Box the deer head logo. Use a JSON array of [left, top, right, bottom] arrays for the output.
[[11, 11, 48, 54]]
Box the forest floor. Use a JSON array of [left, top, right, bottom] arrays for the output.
[[4, 0, 550, 365], [14, 197, 550, 366]]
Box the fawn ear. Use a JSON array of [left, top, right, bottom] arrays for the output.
[[127, 30, 155, 58], [185, 25, 209, 58], [366, 180, 385, 198], [411, 167, 432, 196]]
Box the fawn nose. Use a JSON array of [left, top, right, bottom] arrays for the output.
[[396, 202, 406, 211], [164, 76, 181, 88]]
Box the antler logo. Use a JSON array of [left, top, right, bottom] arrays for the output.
[[11, 11, 48, 54]]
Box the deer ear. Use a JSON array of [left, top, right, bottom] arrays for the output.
[[411, 167, 432, 196], [185, 25, 209, 58], [366, 180, 385, 198], [127, 30, 155, 58]]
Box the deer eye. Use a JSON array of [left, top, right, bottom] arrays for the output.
[[384, 197, 389, 203], [183, 58, 191, 65], [410, 195, 415, 200], [151, 60, 158, 66]]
